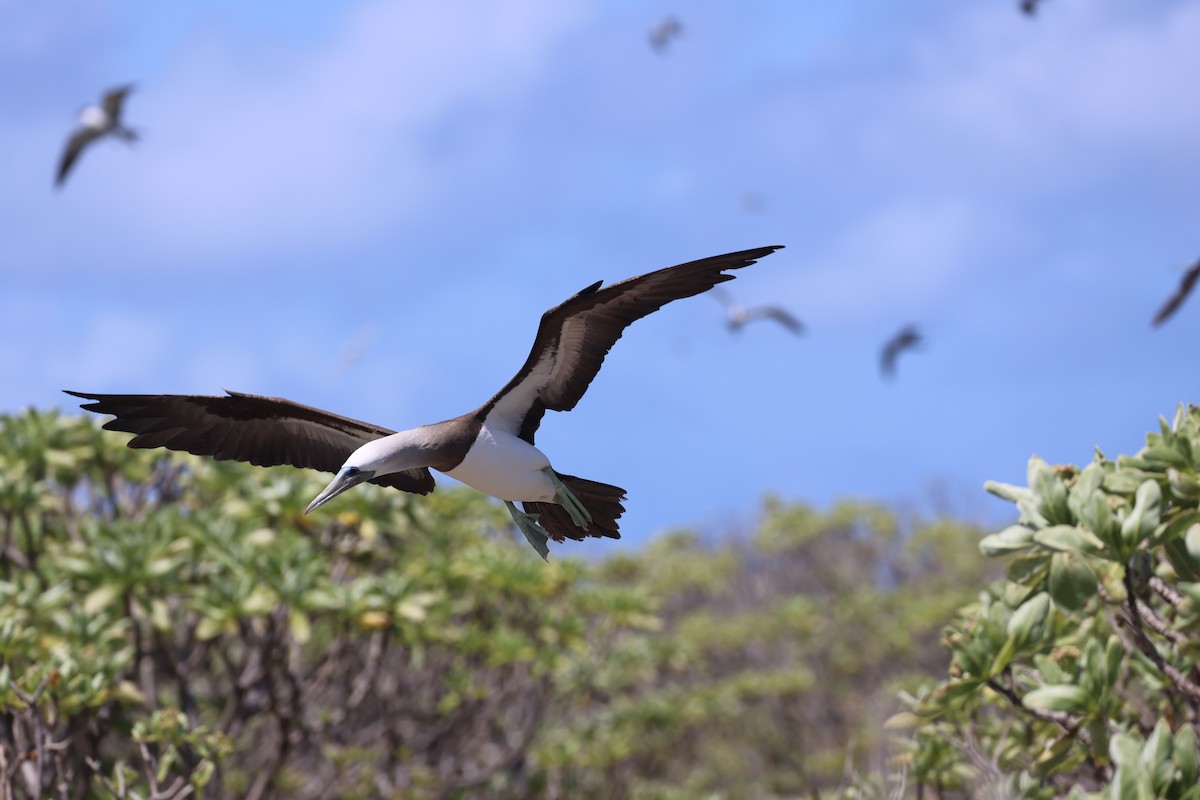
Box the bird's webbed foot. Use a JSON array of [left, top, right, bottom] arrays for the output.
[[543, 467, 592, 529], [504, 500, 551, 561]]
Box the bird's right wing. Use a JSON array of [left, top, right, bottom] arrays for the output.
[[1152, 262, 1200, 327], [101, 85, 134, 120], [479, 246, 783, 443], [64, 390, 435, 495], [55, 128, 102, 187]]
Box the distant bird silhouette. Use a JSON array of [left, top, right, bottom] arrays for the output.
[[1020, 0, 1046, 16], [712, 288, 803, 336], [56, 85, 138, 188], [880, 325, 922, 377], [649, 17, 683, 53], [1152, 260, 1200, 327]]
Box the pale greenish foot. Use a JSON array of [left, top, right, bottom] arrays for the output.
[[505, 500, 550, 561], [542, 467, 592, 529]]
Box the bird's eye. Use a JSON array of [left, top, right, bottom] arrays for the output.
[[344, 466, 359, 476]]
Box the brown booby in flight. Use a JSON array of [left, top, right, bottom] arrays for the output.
[[712, 288, 803, 336], [880, 324, 922, 378], [649, 16, 683, 53], [56, 85, 138, 188], [1151, 259, 1200, 327], [67, 246, 783, 559]]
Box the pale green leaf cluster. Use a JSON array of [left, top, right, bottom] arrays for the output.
[[868, 406, 1200, 799]]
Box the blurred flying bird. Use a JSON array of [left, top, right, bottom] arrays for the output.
[[649, 17, 683, 53], [69, 246, 783, 560], [880, 324, 922, 378], [712, 288, 803, 336], [1151, 260, 1200, 327], [1020, 0, 1046, 16], [56, 85, 139, 188]]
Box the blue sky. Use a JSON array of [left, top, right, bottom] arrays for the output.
[[2, 0, 1198, 552]]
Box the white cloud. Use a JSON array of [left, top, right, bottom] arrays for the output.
[[6, 0, 594, 274]]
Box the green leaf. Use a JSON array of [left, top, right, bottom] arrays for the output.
[[1023, 684, 1092, 714], [1105, 469, 1149, 495], [1110, 732, 1143, 768], [1006, 592, 1051, 647], [980, 525, 1036, 557], [1034, 732, 1077, 776], [985, 481, 1029, 504], [1121, 480, 1162, 551], [1187, 524, 1200, 564], [289, 608, 311, 644], [1175, 724, 1198, 788], [1142, 446, 1190, 470], [1047, 552, 1097, 613], [1140, 720, 1174, 793], [1032, 458, 1072, 525], [83, 584, 122, 616], [1167, 468, 1200, 500], [1034, 525, 1105, 556], [1104, 635, 1123, 690]]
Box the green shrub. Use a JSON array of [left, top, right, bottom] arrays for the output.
[[0, 409, 987, 798], [873, 405, 1200, 800]]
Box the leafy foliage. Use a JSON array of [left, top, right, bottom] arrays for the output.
[[876, 405, 1200, 799], [0, 409, 986, 798]]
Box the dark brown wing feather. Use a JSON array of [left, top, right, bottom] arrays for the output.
[[101, 85, 134, 121], [880, 326, 921, 377], [481, 245, 784, 443], [56, 127, 102, 187], [64, 390, 435, 495], [1152, 261, 1200, 327]]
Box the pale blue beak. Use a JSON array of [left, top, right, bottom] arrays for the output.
[[305, 466, 374, 514]]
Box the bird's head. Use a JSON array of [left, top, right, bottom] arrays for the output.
[[304, 431, 430, 514]]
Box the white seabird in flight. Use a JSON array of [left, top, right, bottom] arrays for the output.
[[56, 85, 138, 188]]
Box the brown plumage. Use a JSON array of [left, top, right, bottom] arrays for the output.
[[522, 474, 626, 542], [479, 246, 784, 444], [1152, 260, 1200, 327], [68, 245, 783, 551], [880, 324, 922, 378], [64, 390, 436, 494], [649, 16, 682, 53]]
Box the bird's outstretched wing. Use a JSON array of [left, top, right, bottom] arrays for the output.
[[480, 245, 784, 443], [1152, 261, 1200, 327], [746, 306, 804, 335], [880, 325, 921, 377], [55, 127, 103, 187], [64, 390, 435, 494], [101, 85, 134, 121]]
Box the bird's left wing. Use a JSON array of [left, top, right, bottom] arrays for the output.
[[479, 245, 783, 443], [65, 390, 436, 494], [55, 128, 102, 187], [748, 306, 804, 334]]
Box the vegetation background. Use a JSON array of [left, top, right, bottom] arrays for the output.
[[3, 1, 1199, 798], [3, 406, 1200, 798]]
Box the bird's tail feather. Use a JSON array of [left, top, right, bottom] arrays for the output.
[[523, 474, 626, 541]]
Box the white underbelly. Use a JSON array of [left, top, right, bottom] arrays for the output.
[[443, 425, 555, 502]]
